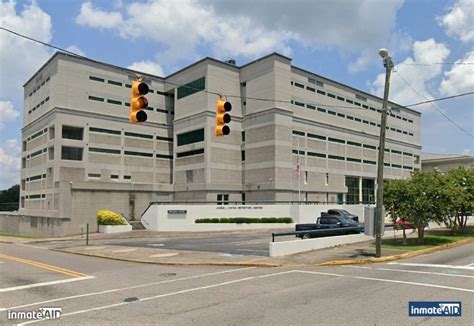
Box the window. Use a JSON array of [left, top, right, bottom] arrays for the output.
[[89, 76, 104, 82], [306, 86, 315, 92], [186, 170, 193, 183], [306, 104, 316, 110], [90, 127, 121, 135], [347, 141, 361, 147], [307, 151, 326, 158], [124, 132, 153, 140], [317, 90, 326, 95], [304, 171, 308, 184], [111, 175, 119, 180], [328, 137, 345, 144], [124, 175, 131, 180], [325, 173, 329, 186], [355, 117, 361, 122], [363, 160, 376, 165], [294, 101, 305, 107], [89, 147, 121, 155], [241, 131, 245, 142], [307, 133, 326, 140], [156, 153, 173, 159], [107, 99, 122, 105], [176, 148, 204, 158], [217, 194, 229, 205], [292, 150, 305, 155], [346, 177, 359, 204], [61, 146, 83, 161], [337, 96, 344, 101], [327, 93, 336, 98], [30, 130, 44, 140], [346, 115, 354, 120], [362, 179, 375, 204], [328, 155, 345, 161], [363, 144, 376, 150], [356, 94, 367, 102], [88, 96, 104, 102], [327, 110, 336, 115], [347, 157, 361, 163], [317, 107, 326, 113], [337, 113, 345, 118], [156, 135, 173, 142], [177, 128, 204, 146], [107, 80, 122, 86], [292, 130, 305, 136], [241, 150, 245, 161], [294, 82, 304, 89], [124, 151, 153, 157], [88, 173, 100, 179], [177, 77, 205, 99], [62, 126, 83, 140]]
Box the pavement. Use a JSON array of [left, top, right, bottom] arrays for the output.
[[2, 227, 464, 267]]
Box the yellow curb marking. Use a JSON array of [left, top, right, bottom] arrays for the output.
[[0, 253, 87, 277]]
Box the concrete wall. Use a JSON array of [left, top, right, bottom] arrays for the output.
[[141, 203, 366, 232], [0, 212, 72, 237]]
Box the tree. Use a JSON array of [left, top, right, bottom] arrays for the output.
[[444, 167, 473, 233], [0, 184, 20, 211], [384, 171, 447, 243], [384, 179, 410, 244]]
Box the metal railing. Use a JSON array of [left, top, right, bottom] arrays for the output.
[[271, 226, 365, 242]]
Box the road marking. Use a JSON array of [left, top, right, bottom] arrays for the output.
[[236, 249, 269, 253], [149, 253, 178, 258], [83, 246, 106, 251], [296, 270, 474, 293], [0, 267, 257, 312], [0, 253, 87, 277], [19, 270, 295, 324], [147, 243, 164, 247], [343, 265, 474, 278], [111, 248, 137, 253], [466, 263, 474, 267], [0, 276, 95, 293], [387, 262, 474, 271]]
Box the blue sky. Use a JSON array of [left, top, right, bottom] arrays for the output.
[[0, 0, 473, 189]]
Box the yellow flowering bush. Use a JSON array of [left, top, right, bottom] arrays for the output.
[[96, 209, 126, 225]]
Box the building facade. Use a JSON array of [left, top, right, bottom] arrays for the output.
[[19, 52, 421, 233], [421, 153, 473, 172]]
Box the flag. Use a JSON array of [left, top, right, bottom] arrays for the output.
[[296, 156, 300, 178]]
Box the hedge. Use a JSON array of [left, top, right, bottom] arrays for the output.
[[195, 217, 292, 224], [97, 209, 127, 225]]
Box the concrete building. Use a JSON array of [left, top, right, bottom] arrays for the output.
[[421, 153, 473, 172], [18, 52, 421, 235]]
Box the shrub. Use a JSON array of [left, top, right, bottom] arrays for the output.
[[97, 209, 127, 225], [195, 217, 292, 224]]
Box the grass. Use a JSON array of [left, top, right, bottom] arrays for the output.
[[380, 226, 474, 251], [0, 232, 38, 239]]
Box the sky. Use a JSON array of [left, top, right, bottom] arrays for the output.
[[0, 0, 473, 189]]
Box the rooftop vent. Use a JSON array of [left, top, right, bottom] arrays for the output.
[[226, 59, 236, 65]]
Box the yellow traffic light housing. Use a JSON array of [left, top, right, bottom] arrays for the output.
[[215, 98, 232, 136], [129, 78, 149, 123]]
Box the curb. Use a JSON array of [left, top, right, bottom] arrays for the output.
[[51, 248, 281, 268], [318, 237, 474, 266]]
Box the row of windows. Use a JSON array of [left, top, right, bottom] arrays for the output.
[[176, 148, 204, 158], [89, 75, 174, 98], [291, 80, 414, 123], [26, 174, 46, 182], [27, 148, 47, 159], [25, 194, 46, 200], [87, 173, 130, 180], [292, 130, 413, 156], [29, 128, 47, 141], [28, 96, 50, 114], [292, 149, 413, 169], [292, 99, 415, 137], [88, 95, 174, 114], [28, 76, 50, 97], [89, 127, 173, 142]]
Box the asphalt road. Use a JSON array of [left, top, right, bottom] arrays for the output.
[[1, 241, 472, 325]]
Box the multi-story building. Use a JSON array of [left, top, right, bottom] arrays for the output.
[[19, 52, 421, 234]]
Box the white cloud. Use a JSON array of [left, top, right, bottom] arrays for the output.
[[128, 60, 164, 76], [439, 51, 474, 95], [0, 1, 52, 104], [462, 148, 472, 156], [66, 45, 86, 56], [0, 138, 21, 189], [371, 38, 450, 111], [76, 1, 123, 29], [438, 0, 474, 43], [75, 0, 404, 66], [0, 101, 20, 129]]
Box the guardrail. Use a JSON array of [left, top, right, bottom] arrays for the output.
[[271, 226, 365, 242]]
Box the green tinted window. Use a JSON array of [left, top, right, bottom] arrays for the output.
[[177, 129, 204, 146], [177, 77, 205, 99]]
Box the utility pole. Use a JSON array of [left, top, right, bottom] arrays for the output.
[[375, 48, 394, 258]]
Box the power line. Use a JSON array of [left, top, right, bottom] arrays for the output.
[[395, 71, 474, 138], [1, 26, 472, 117], [397, 62, 474, 66], [405, 92, 474, 107]]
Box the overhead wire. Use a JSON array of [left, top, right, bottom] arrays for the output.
[[1, 26, 473, 114], [394, 71, 474, 138]]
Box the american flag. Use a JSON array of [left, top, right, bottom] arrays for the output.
[[296, 156, 300, 178]]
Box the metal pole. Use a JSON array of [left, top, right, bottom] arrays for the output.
[[86, 223, 89, 246], [298, 136, 301, 202], [375, 52, 393, 258]]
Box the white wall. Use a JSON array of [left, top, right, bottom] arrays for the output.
[[141, 203, 366, 232]]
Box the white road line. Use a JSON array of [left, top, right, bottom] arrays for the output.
[[19, 270, 295, 325], [0, 276, 95, 293], [149, 253, 178, 258], [111, 248, 137, 253], [0, 267, 256, 312], [387, 262, 474, 271], [83, 246, 106, 251], [343, 265, 474, 278], [296, 270, 474, 293], [147, 243, 164, 247], [466, 263, 474, 267]]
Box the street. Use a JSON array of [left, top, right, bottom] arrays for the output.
[[1, 241, 472, 325]]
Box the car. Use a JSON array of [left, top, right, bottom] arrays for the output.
[[295, 215, 364, 239], [393, 218, 428, 230], [323, 209, 359, 222]]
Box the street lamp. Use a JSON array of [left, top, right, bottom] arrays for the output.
[[375, 48, 394, 258]]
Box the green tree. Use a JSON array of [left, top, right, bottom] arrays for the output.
[[384, 171, 447, 243], [0, 184, 20, 211], [444, 167, 473, 233]]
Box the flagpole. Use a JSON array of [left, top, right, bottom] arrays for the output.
[[298, 136, 301, 202]]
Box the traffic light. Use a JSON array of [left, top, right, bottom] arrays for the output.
[[129, 78, 149, 123], [215, 98, 232, 136]]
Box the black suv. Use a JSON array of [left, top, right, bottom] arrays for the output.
[[324, 209, 359, 222]]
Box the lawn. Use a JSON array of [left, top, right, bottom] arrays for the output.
[[380, 226, 474, 251]]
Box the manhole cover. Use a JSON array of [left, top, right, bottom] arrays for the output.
[[159, 273, 176, 277]]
